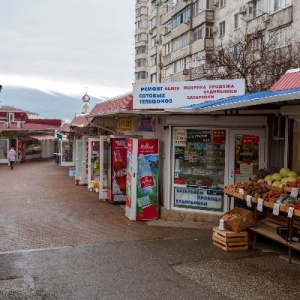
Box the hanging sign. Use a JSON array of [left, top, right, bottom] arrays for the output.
[[117, 117, 132, 131]]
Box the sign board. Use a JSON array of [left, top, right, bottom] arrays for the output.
[[133, 79, 245, 109], [174, 187, 223, 210]]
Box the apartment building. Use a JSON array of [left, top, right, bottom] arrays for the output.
[[135, 0, 299, 84]]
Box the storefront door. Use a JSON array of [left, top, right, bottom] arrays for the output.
[[88, 138, 100, 190], [60, 139, 74, 167], [99, 136, 109, 200], [228, 130, 266, 186], [0, 139, 9, 164], [75, 139, 88, 185]]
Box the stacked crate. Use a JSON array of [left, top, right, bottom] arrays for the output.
[[212, 227, 249, 251]]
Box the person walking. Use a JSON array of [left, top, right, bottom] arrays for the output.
[[7, 147, 16, 169]]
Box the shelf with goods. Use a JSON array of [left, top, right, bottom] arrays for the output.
[[224, 184, 300, 263]]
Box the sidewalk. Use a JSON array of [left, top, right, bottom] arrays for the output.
[[0, 160, 213, 253]]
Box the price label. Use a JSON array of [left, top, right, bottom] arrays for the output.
[[267, 180, 272, 185], [257, 198, 264, 212], [238, 188, 244, 195], [246, 195, 252, 207], [273, 203, 280, 216], [291, 188, 299, 198], [288, 207, 294, 218], [219, 219, 225, 230]]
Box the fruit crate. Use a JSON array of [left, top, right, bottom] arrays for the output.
[[212, 227, 249, 251]]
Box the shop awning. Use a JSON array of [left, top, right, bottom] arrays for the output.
[[28, 134, 57, 141]]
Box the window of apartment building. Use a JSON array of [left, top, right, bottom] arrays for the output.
[[136, 46, 147, 55], [220, 0, 226, 8], [270, 26, 291, 49], [248, 0, 263, 19], [234, 13, 241, 29], [150, 16, 157, 29], [233, 44, 240, 61], [136, 58, 147, 68], [248, 31, 264, 51], [150, 36, 157, 48], [135, 32, 147, 42], [164, 42, 172, 55], [136, 19, 148, 30], [193, 0, 208, 16], [270, 0, 291, 13], [219, 21, 225, 36], [174, 57, 187, 73], [136, 71, 148, 80], [172, 6, 190, 29], [193, 25, 213, 41], [172, 32, 189, 52], [150, 73, 157, 83], [151, 0, 157, 12], [150, 55, 157, 66]]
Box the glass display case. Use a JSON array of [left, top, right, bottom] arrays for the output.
[[173, 129, 226, 188], [173, 128, 226, 212]]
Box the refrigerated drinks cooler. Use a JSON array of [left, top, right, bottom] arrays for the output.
[[125, 138, 159, 221], [106, 137, 127, 204]]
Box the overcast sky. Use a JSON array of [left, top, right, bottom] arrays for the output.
[[0, 0, 135, 99]]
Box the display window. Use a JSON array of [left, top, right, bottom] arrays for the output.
[[61, 140, 73, 163], [172, 128, 226, 212], [234, 134, 259, 182]]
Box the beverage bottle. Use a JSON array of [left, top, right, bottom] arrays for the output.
[[137, 155, 155, 196], [114, 150, 126, 195]]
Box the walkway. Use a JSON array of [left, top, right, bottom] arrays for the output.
[[0, 160, 213, 253]]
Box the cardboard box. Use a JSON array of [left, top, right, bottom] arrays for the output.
[[220, 207, 254, 233]]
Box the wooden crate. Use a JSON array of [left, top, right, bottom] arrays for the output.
[[212, 227, 249, 251], [265, 213, 288, 228]]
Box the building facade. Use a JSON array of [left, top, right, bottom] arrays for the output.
[[135, 0, 298, 84]]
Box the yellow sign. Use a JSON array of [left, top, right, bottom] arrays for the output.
[[117, 117, 132, 131], [2, 131, 17, 136]]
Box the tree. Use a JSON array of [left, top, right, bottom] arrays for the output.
[[195, 23, 300, 93]]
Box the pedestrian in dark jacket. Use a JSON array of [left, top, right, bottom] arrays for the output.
[[7, 147, 16, 169]]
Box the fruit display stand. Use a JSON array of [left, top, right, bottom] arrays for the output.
[[224, 185, 300, 263]]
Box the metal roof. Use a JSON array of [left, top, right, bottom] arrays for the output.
[[179, 88, 300, 113], [270, 68, 300, 91]]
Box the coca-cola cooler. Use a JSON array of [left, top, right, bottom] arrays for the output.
[[107, 137, 127, 204], [125, 138, 159, 221]]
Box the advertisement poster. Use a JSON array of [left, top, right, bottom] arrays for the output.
[[138, 116, 156, 132], [110, 138, 127, 203], [125, 138, 134, 212], [136, 139, 159, 220], [174, 187, 223, 211]]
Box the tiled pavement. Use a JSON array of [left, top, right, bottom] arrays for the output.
[[0, 160, 214, 253]]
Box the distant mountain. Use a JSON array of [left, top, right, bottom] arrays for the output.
[[0, 87, 104, 121]]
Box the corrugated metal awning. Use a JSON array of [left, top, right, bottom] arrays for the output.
[[173, 88, 300, 113]]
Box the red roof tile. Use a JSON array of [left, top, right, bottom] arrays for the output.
[[90, 93, 133, 115], [270, 69, 300, 91], [70, 115, 92, 127]]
